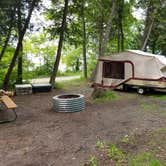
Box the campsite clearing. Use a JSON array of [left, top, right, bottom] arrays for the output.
[[0, 80, 166, 165]]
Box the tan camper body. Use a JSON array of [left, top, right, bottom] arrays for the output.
[[93, 50, 166, 91]]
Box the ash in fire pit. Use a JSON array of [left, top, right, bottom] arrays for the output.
[[58, 94, 80, 99], [52, 94, 85, 112]]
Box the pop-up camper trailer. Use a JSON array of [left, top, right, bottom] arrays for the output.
[[93, 50, 166, 94]]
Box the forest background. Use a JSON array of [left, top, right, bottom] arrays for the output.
[[0, 0, 165, 89]]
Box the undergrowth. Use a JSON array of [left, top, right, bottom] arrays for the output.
[[55, 77, 86, 90], [94, 90, 116, 102], [140, 103, 157, 111], [128, 152, 164, 166], [82, 130, 165, 166]]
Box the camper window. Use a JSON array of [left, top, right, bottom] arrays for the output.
[[103, 61, 124, 79]]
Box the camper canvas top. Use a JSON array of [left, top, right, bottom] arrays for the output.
[[95, 50, 166, 88]]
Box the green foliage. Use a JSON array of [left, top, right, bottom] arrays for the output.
[[108, 144, 125, 162], [96, 140, 105, 149], [94, 90, 116, 102], [1, 0, 165, 88], [152, 94, 166, 100], [121, 137, 129, 144], [0, 46, 16, 88], [161, 111, 166, 118], [62, 46, 82, 72], [87, 53, 97, 77], [89, 155, 97, 166], [54, 77, 85, 90], [23, 33, 57, 78], [140, 103, 156, 111], [128, 152, 164, 166], [81, 155, 97, 166]]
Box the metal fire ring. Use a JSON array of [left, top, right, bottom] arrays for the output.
[[52, 94, 85, 112]]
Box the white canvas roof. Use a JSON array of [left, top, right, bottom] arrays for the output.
[[95, 50, 166, 85], [128, 50, 166, 66]]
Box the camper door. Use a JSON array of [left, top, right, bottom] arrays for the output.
[[102, 61, 133, 87]]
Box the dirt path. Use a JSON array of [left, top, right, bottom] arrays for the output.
[[0, 83, 165, 166]]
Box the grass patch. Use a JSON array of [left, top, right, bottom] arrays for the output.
[[121, 137, 129, 144], [82, 129, 165, 166], [94, 90, 116, 102], [55, 77, 86, 90], [128, 152, 165, 166], [88, 155, 97, 166], [155, 127, 166, 134], [150, 92, 166, 100], [108, 144, 125, 162], [82, 155, 97, 166], [96, 140, 105, 149], [140, 103, 157, 111], [152, 94, 166, 100], [161, 111, 166, 118]]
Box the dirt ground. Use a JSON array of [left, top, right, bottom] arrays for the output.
[[0, 82, 166, 166]]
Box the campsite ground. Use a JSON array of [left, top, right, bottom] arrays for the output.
[[0, 79, 166, 166]]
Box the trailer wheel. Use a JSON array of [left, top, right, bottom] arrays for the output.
[[137, 87, 146, 95]]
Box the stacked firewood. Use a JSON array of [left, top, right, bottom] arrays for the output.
[[0, 90, 14, 97]]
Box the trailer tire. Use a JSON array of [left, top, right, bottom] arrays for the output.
[[137, 87, 146, 95]]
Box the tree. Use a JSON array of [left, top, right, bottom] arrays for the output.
[[147, 1, 166, 54], [138, 0, 164, 52], [16, 0, 24, 84], [117, 0, 124, 52], [81, 0, 87, 78], [0, 6, 15, 61], [49, 0, 69, 88], [3, 0, 39, 90], [100, 0, 117, 56]]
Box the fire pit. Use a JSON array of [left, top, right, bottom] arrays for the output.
[[52, 94, 85, 112]]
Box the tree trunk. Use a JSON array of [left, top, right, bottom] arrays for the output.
[[17, 0, 23, 84], [117, 0, 124, 52], [162, 45, 166, 55], [2, 0, 37, 90], [117, 26, 120, 52], [100, 0, 116, 56], [151, 38, 157, 54], [81, 0, 87, 79], [49, 0, 68, 88], [140, 19, 154, 51], [90, 0, 116, 81], [98, 11, 104, 56], [75, 58, 80, 71], [0, 7, 15, 61], [17, 43, 23, 84], [140, 5, 154, 51], [120, 0, 124, 51]]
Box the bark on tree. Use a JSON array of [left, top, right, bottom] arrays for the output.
[[2, 0, 37, 90], [100, 0, 117, 56], [140, 5, 154, 51], [0, 7, 15, 61], [49, 0, 68, 88], [162, 45, 166, 55], [17, 43, 23, 84], [98, 11, 104, 56], [140, 19, 154, 51], [17, 0, 23, 84], [81, 0, 87, 79], [119, 0, 124, 51], [117, 0, 124, 52], [117, 25, 120, 52], [90, 0, 116, 81]]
